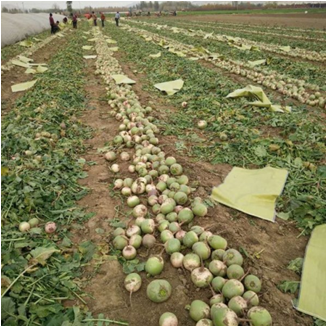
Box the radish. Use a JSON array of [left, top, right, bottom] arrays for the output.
[[159, 312, 178, 326], [104, 151, 116, 161], [210, 304, 238, 326], [141, 219, 155, 234], [19, 222, 30, 232], [228, 296, 247, 317], [165, 238, 181, 255], [142, 234, 156, 249], [158, 220, 170, 232], [192, 202, 207, 217], [126, 225, 141, 237], [147, 279, 172, 303], [170, 252, 184, 268], [188, 300, 210, 322], [222, 279, 244, 299], [178, 208, 194, 224], [145, 256, 164, 276], [211, 249, 225, 261], [191, 225, 205, 236], [247, 307, 272, 326], [122, 245, 137, 260], [175, 230, 186, 241], [209, 260, 227, 277], [183, 253, 201, 271], [192, 242, 211, 260], [196, 319, 213, 326], [227, 264, 244, 280], [210, 293, 225, 306], [244, 275, 262, 293], [243, 291, 260, 307], [133, 204, 147, 218], [161, 230, 174, 243], [166, 212, 178, 222], [113, 227, 125, 237], [223, 249, 243, 266], [199, 231, 213, 241], [191, 267, 213, 288], [28, 218, 39, 227], [129, 234, 142, 249], [127, 196, 140, 208], [124, 273, 142, 306], [45, 222, 57, 234], [208, 235, 227, 250], [211, 276, 227, 293], [183, 231, 199, 248], [170, 163, 183, 176], [113, 235, 128, 250]]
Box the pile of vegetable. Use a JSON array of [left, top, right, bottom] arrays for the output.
[[93, 28, 272, 326]]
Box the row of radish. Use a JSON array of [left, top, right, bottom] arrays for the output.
[[92, 27, 272, 326]]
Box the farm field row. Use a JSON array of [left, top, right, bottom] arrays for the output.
[[142, 18, 326, 47], [126, 19, 326, 62], [1, 17, 325, 327], [122, 20, 326, 106]]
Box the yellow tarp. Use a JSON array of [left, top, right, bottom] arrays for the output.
[[226, 85, 292, 113], [295, 224, 326, 321], [111, 74, 136, 85], [154, 79, 184, 96], [149, 52, 162, 58], [11, 80, 37, 93], [211, 166, 288, 222]]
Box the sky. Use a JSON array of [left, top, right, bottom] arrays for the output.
[[1, 0, 325, 10], [1, 1, 135, 10]]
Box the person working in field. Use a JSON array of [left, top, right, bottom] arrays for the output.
[[55, 21, 61, 33], [92, 11, 97, 26], [49, 13, 55, 34], [72, 13, 78, 29], [63, 16, 68, 24], [115, 11, 120, 26], [101, 12, 105, 27]]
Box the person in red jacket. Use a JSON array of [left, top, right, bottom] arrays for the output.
[[49, 13, 55, 34], [100, 12, 105, 27], [72, 13, 77, 28]]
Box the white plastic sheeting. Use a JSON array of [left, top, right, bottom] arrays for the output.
[[1, 13, 66, 48]]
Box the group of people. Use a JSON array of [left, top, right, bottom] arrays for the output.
[[50, 11, 121, 33], [90, 11, 120, 27], [49, 13, 61, 34]]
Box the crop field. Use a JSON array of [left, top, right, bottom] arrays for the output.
[[1, 12, 326, 327]]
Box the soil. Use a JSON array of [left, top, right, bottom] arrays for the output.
[[66, 45, 313, 325], [1, 36, 69, 117], [175, 13, 326, 30]]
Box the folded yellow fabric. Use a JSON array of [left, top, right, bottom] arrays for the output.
[[154, 79, 184, 96], [226, 85, 292, 113], [211, 166, 288, 222], [295, 224, 326, 321], [111, 74, 136, 85]]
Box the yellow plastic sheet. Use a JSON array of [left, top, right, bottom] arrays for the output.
[[149, 52, 162, 58], [11, 80, 37, 93], [211, 166, 288, 222], [226, 85, 292, 113], [83, 55, 97, 59], [154, 79, 184, 96], [295, 224, 326, 321], [111, 74, 136, 85]]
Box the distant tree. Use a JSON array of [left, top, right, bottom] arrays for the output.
[[66, 1, 73, 13], [154, 1, 159, 11], [2, 6, 8, 12], [149, 1, 153, 9], [140, 1, 146, 10], [52, 3, 60, 12]]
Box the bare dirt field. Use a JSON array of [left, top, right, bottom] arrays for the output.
[[176, 13, 326, 29]]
